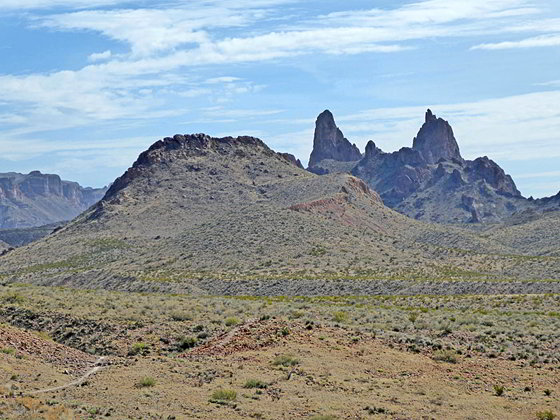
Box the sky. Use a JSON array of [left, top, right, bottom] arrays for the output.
[[0, 0, 559, 197]]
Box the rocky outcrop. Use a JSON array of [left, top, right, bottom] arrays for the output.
[[278, 152, 304, 169], [412, 109, 463, 164], [308, 108, 542, 224], [466, 157, 521, 197], [308, 110, 362, 168], [0, 172, 107, 229], [104, 134, 275, 201]]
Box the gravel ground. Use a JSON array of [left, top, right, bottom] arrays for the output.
[[11, 273, 560, 296]]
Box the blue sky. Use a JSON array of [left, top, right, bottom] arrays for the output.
[[0, 0, 559, 197]]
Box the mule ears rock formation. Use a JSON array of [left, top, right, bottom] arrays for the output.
[[412, 109, 463, 164], [308, 110, 362, 168]]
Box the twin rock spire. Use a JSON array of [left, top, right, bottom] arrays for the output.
[[309, 108, 463, 169]]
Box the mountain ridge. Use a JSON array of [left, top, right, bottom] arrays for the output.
[[308, 109, 556, 224], [0, 171, 107, 229]]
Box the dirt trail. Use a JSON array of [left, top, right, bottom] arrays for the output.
[[27, 356, 108, 395]]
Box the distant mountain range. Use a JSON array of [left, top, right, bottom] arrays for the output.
[[308, 109, 560, 224], [0, 171, 107, 229]]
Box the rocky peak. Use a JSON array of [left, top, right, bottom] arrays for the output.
[[105, 133, 278, 200], [364, 141, 383, 159], [467, 157, 521, 197], [308, 110, 362, 168], [412, 109, 463, 164]]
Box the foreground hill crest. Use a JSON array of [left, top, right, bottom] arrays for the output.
[[105, 133, 302, 200]]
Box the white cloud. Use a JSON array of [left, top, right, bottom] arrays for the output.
[[514, 170, 560, 180], [472, 33, 560, 49], [333, 90, 560, 164], [88, 50, 112, 62], [0, 0, 130, 10]]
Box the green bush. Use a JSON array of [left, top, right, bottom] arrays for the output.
[[128, 342, 149, 356], [493, 385, 505, 396], [178, 336, 198, 350], [225, 317, 240, 327], [536, 411, 556, 420], [138, 376, 155, 387], [272, 354, 299, 367], [332, 311, 348, 323], [244, 379, 268, 389], [210, 389, 237, 402], [433, 350, 458, 364]]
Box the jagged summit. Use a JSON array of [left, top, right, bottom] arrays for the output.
[[308, 110, 362, 168], [306, 108, 540, 224], [412, 109, 463, 164], [105, 133, 276, 200]]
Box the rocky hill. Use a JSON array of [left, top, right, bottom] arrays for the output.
[[0, 133, 559, 295], [308, 109, 557, 224], [0, 171, 107, 229]]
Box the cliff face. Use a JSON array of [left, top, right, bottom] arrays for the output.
[[0, 171, 107, 228], [308, 109, 540, 224], [308, 110, 362, 170], [412, 109, 463, 164]]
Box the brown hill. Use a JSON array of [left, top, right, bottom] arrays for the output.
[[0, 133, 559, 295]]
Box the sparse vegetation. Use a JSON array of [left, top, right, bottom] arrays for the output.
[[272, 354, 299, 367], [129, 342, 149, 356], [536, 411, 556, 420], [210, 389, 237, 403], [137, 376, 156, 388], [225, 317, 240, 327], [244, 379, 268, 389], [493, 385, 505, 396], [433, 350, 459, 364]]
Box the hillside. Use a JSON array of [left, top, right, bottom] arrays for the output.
[[0, 223, 62, 248], [0, 171, 107, 229], [0, 133, 559, 295]]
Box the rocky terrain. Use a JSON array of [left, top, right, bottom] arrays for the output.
[[0, 132, 558, 296], [0, 171, 107, 229], [309, 109, 560, 224], [0, 223, 62, 248], [0, 283, 558, 419], [0, 130, 557, 419]]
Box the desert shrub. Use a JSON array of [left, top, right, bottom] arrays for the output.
[[129, 342, 149, 356], [210, 389, 237, 402], [2, 293, 25, 304], [280, 327, 290, 336], [365, 406, 387, 414], [1, 347, 15, 355], [536, 411, 556, 420], [244, 379, 268, 389], [493, 385, 505, 396], [332, 311, 348, 323], [178, 336, 198, 350], [544, 389, 552, 396], [272, 354, 299, 367], [433, 350, 458, 363], [170, 312, 191, 321], [137, 377, 155, 387], [225, 317, 240, 327], [310, 416, 337, 420]]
